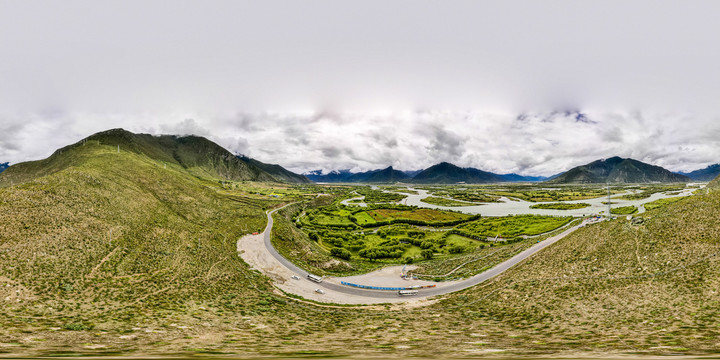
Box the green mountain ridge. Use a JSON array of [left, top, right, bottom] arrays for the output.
[[411, 162, 503, 184], [238, 155, 311, 183], [549, 156, 690, 184], [0, 128, 307, 187], [677, 163, 720, 181], [348, 166, 410, 183]]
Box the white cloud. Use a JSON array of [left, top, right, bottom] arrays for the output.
[[1, 1, 720, 175], [2, 110, 718, 176]]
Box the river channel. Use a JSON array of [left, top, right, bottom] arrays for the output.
[[344, 184, 703, 217]]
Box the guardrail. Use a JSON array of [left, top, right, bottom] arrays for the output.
[[340, 281, 436, 291]]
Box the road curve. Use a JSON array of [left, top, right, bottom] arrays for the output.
[[245, 204, 595, 302]]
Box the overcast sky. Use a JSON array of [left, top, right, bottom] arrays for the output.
[[2, 0, 720, 175]]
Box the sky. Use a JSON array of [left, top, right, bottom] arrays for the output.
[[1, 0, 720, 176]]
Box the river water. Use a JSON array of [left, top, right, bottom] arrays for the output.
[[370, 184, 703, 217]]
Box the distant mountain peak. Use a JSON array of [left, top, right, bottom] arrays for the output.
[[550, 157, 690, 184], [677, 163, 720, 181]]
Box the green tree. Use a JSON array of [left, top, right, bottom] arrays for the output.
[[330, 247, 351, 260]]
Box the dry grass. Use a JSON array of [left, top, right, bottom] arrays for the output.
[[1, 143, 720, 357]]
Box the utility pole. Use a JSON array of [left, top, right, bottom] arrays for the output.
[[607, 184, 611, 217], [117, 145, 120, 153]]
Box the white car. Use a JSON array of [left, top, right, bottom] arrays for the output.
[[315, 288, 325, 294], [291, 275, 300, 280]]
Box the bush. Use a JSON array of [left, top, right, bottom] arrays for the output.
[[421, 249, 434, 259], [63, 322, 94, 331], [330, 247, 351, 260]]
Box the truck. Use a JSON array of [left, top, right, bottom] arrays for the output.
[[398, 289, 419, 296], [307, 274, 323, 283]]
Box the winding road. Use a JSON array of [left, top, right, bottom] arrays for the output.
[[238, 204, 596, 304]]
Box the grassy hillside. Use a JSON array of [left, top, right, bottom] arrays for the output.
[[433, 188, 720, 354], [0, 142, 279, 340], [0, 128, 306, 187], [238, 155, 311, 183], [1, 136, 720, 356], [709, 174, 720, 189]]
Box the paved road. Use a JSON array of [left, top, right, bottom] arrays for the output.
[[262, 206, 593, 300]]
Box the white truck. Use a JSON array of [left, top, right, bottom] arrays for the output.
[[398, 289, 419, 296], [307, 274, 323, 283]]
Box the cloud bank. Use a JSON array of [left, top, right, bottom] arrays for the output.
[[1, 110, 718, 176], [1, 1, 720, 175]]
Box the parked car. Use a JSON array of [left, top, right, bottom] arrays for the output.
[[315, 288, 325, 294]]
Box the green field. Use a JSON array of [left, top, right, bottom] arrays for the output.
[[644, 196, 688, 211], [487, 186, 616, 202], [530, 202, 591, 210], [420, 196, 478, 206], [380, 186, 419, 194], [615, 184, 687, 200], [363, 207, 470, 222], [453, 215, 572, 238], [611, 205, 638, 215], [353, 186, 406, 203]]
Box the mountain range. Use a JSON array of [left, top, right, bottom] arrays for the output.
[[2, 129, 713, 185], [305, 157, 697, 184], [0, 129, 310, 187], [305, 163, 548, 183], [676, 163, 720, 181], [548, 156, 690, 184]]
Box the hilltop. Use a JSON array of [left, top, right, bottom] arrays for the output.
[[549, 156, 690, 183], [412, 162, 503, 184], [348, 166, 410, 183], [0, 128, 307, 187]]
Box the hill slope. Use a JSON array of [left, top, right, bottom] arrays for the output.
[[411, 162, 503, 184], [0, 129, 305, 187], [347, 166, 409, 183], [238, 155, 311, 183], [549, 156, 690, 183], [709, 174, 720, 189], [0, 139, 279, 336], [678, 163, 720, 181]]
